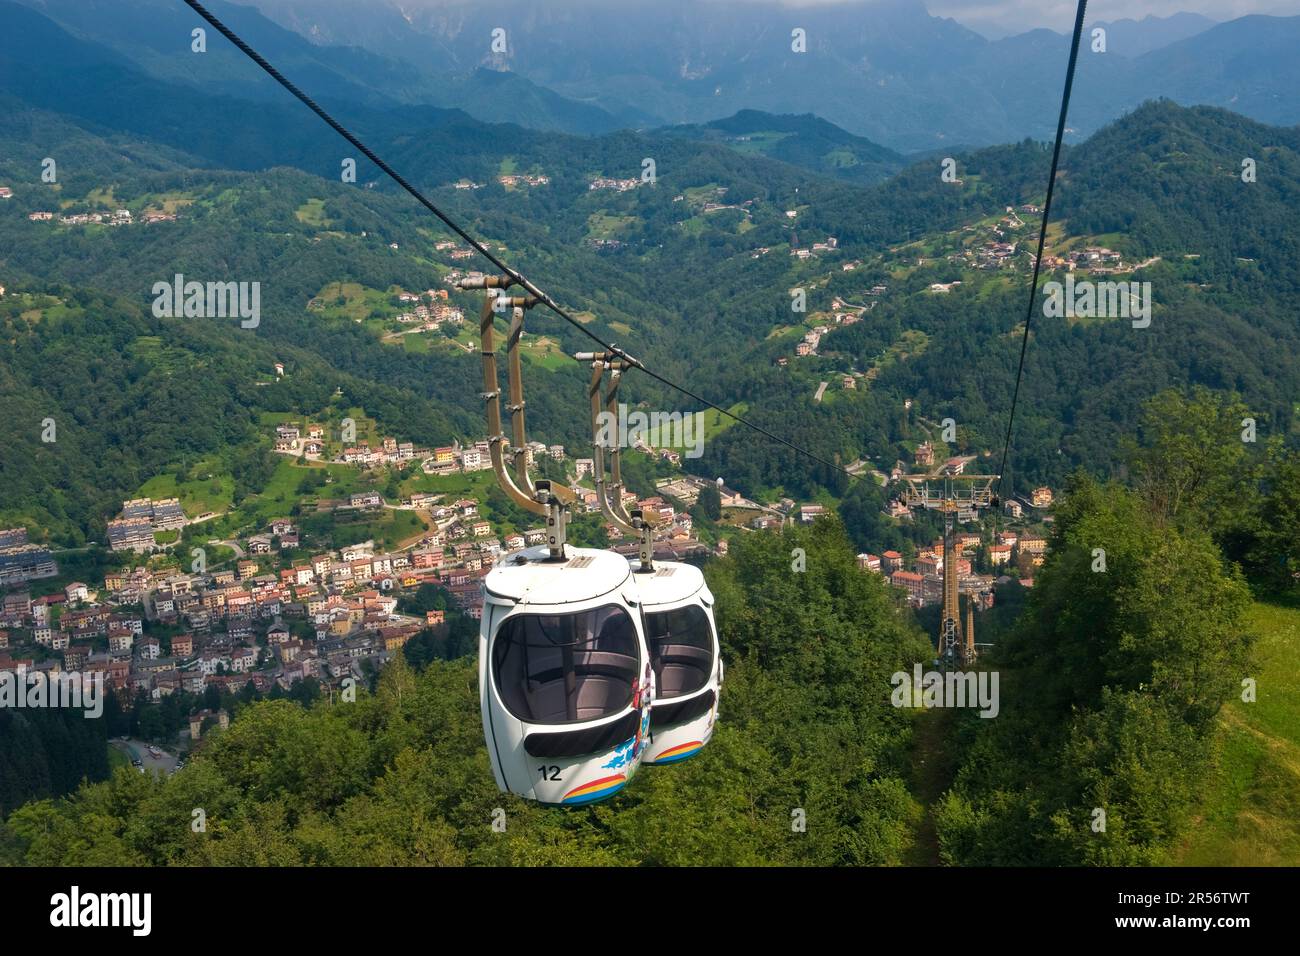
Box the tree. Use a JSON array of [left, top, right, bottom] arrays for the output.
[[1127, 387, 1251, 527], [1247, 450, 1300, 592], [696, 483, 722, 521]]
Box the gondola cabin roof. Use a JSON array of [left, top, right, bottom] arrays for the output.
[[630, 560, 711, 607], [485, 545, 633, 606]]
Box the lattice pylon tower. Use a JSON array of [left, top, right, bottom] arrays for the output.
[[898, 473, 998, 666]]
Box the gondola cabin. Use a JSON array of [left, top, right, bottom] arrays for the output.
[[480, 544, 654, 805], [634, 560, 722, 765]]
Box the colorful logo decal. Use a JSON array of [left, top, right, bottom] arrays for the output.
[[561, 774, 627, 805], [652, 740, 704, 764], [631, 662, 654, 760], [601, 738, 636, 770]]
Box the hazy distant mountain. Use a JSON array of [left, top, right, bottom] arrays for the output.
[[1089, 13, 1217, 57], [1130, 16, 1300, 130], [245, 0, 1300, 153], [8, 0, 636, 135], [660, 110, 906, 184]]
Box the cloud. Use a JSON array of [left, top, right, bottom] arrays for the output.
[[265, 0, 1300, 38]]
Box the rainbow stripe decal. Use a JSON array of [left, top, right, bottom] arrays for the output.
[[561, 774, 627, 805], [652, 741, 704, 764]]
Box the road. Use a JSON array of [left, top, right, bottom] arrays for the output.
[[111, 738, 180, 776], [208, 538, 246, 559]]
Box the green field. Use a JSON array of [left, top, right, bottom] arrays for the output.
[[299, 508, 428, 552], [399, 333, 434, 354], [520, 335, 569, 371], [720, 131, 791, 157], [1173, 600, 1300, 866], [703, 402, 748, 442], [400, 468, 499, 501], [137, 466, 234, 518], [308, 281, 401, 325], [294, 197, 329, 227], [586, 212, 637, 240]]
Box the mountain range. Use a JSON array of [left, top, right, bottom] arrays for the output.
[[11, 0, 1300, 153], [239, 0, 1300, 151]]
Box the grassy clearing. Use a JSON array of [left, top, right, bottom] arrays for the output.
[[722, 132, 791, 157], [586, 213, 637, 240], [1172, 600, 1300, 866], [295, 198, 329, 227], [702, 402, 748, 442], [521, 335, 568, 371], [299, 509, 428, 552], [137, 467, 234, 518], [308, 281, 400, 325]]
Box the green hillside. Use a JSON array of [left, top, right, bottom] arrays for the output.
[[1174, 600, 1300, 866]]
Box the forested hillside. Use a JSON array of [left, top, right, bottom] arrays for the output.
[[6, 24, 1300, 544]]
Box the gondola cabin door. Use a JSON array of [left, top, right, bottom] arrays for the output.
[[635, 562, 722, 766]]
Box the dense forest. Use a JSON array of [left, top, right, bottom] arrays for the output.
[[0, 707, 111, 818]]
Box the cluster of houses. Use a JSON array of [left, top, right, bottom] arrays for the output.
[[107, 498, 189, 553], [423, 437, 565, 477], [339, 435, 419, 467], [391, 285, 465, 328], [273, 421, 328, 458], [433, 240, 476, 260], [0, 528, 58, 588], [857, 527, 1046, 606], [795, 328, 823, 357], [0, 522, 485, 708], [861, 540, 997, 607], [1, 447, 743, 709], [944, 207, 1125, 278], [778, 297, 872, 365], [1052, 246, 1125, 272], [671, 188, 756, 219], [497, 173, 549, 188], [790, 236, 839, 260], [26, 208, 176, 226], [588, 176, 643, 192], [746, 498, 838, 532], [270, 421, 425, 468]]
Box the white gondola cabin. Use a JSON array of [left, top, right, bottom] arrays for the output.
[[634, 560, 722, 765], [480, 544, 655, 805]]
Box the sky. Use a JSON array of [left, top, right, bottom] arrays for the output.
[[924, 0, 1300, 36], [275, 0, 1300, 39]]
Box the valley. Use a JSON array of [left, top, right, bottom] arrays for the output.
[[1, 0, 1299, 876]]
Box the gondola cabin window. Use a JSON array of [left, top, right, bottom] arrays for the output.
[[493, 605, 640, 723], [644, 605, 714, 699]]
